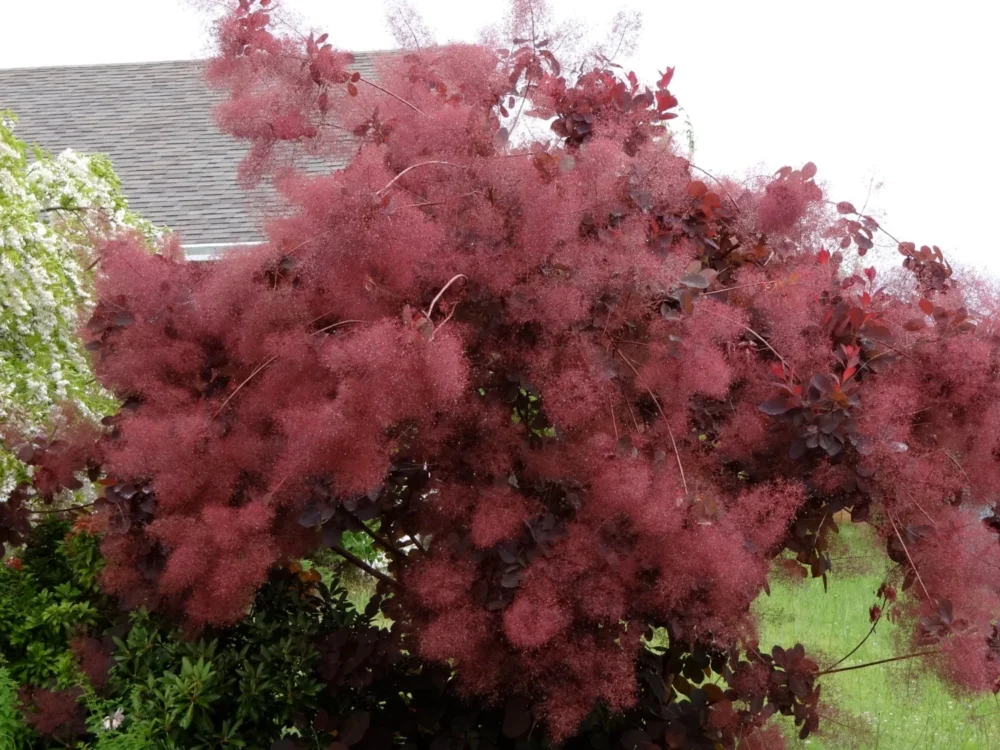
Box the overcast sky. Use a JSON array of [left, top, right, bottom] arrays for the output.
[[2, 0, 997, 274]]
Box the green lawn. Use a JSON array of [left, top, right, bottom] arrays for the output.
[[755, 525, 1000, 749], [322, 527, 1000, 747]]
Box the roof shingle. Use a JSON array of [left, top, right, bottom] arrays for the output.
[[0, 56, 380, 247]]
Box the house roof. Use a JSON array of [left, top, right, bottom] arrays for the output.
[[0, 57, 380, 249]]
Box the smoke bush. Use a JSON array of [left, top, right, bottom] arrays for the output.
[[7, 0, 1000, 745]]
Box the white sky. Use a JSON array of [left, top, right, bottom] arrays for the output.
[[2, 0, 998, 273]]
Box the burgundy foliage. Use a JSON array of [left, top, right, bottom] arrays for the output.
[[16, 686, 86, 742], [69, 636, 115, 691], [9, 0, 1000, 745]]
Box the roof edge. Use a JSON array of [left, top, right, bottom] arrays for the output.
[[0, 49, 400, 74], [0, 58, 209, 73], [183, 241, 265, 262]]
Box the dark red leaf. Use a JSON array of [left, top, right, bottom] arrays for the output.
[[655, 91, 678, 114], [339, 711, 370, 746], [299, 503, 334, 528], [14, 444, 34, 464], [688, 180, 708, 199], [864, 322, 892, 341], [657, 67, 675, 89], [502, 697, 533, 738], [680, 273, 709, 290], [759, 398, 795, 416], [848, 306, 865, 329]]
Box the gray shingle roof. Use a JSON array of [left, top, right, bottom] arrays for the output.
[[0, 56, 381, 247]]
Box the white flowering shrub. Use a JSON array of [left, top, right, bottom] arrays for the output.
[[0, 113, 161, 500]]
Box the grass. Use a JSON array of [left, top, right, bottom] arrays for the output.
[[755, 524, 1000, 749], [315, 526, 1000, 747]]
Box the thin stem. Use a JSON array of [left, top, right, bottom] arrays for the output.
[[826, 200, 903, 245], [688, 163, 740, 213], [623, 392, 640, 432], [818, 649, 937, 676], [376, 161, 464, 196], [664, 420, 686, 494], [823, 608, 882, 673], [503, 1, 538, 138], [397, 12, 423, 52], [425, 274, 467, 320], [284, 230, 333, 258], [600, 303, 614, 350], [616, 349, 688, 495], [944, 450, 972, 486], [852, 349, 895, 380], [888, 511, 931, 601], [397, 520, 426, 554], [410, 191, 480, 208], [711, 312, 790, 370], [212, 355, 276, 418], [607, 20, 628, 63], [331, 543, 403, 591], [870, 222, 901, 246], [39, 205, 95, 214], [312, 319, 364, 335], [345, 512, 406, 561], [429, 304, 458, 341], [507, 81, 532, 138], [609, 394, 619, 442], [742, 325, 788, 368], [858, 174, 876, 218], [869, 338, 918, 363], [29, 501, 97, 514], [306, 310, 338, 326], [358, 76, 425, 115], [905, 491, 938, 528], [703, 279, 793, 297]]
